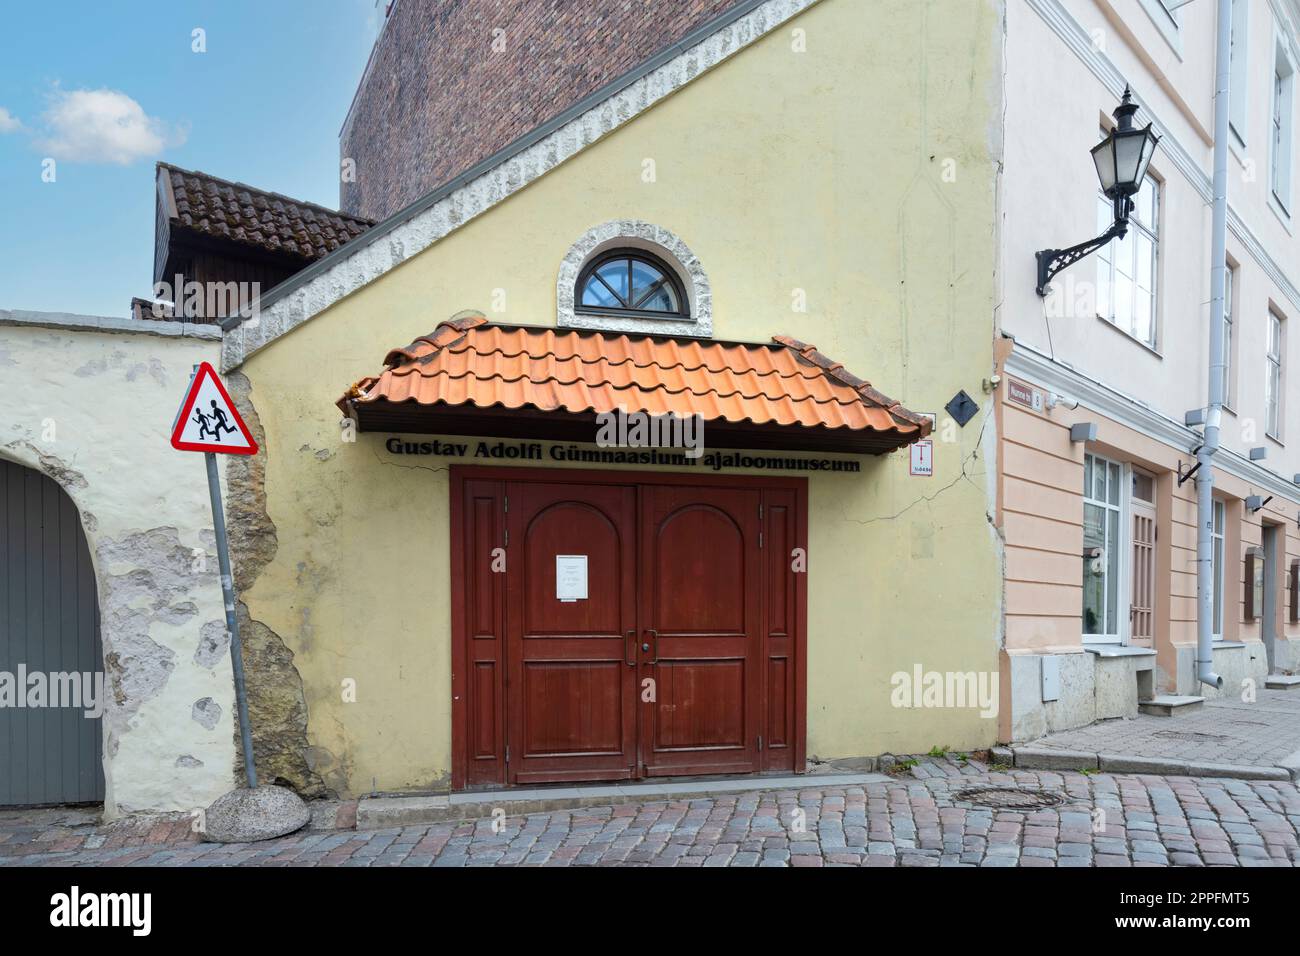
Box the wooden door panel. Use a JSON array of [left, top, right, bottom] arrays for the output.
[[653, 660, 747, 750], [506, 482, 637, 783], [1130, 502, 1156, 647], [459, 479, 506, 787], [0, 460, 104, 806], [521, 660, 624, 753], [640, 486, 761, 776], [651, 504, 747, 633], [761, 488, 798, 770]]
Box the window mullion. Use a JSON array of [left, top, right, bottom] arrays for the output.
[[594, 272, 625, 308]]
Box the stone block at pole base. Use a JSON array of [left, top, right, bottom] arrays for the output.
[[202, 785, 310, 843]]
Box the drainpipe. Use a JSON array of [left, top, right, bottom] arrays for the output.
[[1194, 0, 1233, 691]]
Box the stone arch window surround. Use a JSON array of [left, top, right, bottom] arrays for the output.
[[558, 220, 711, 338]]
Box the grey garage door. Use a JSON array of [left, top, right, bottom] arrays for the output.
[[0, 459, 104, 806]]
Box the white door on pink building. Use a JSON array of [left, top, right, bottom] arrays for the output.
[[1129, 470, 1157, 648], [1083, 453, 1128, 644]]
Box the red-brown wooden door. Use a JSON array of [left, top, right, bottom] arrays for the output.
[[638, 485, 762, 776], [455, 469, 803, 790], [504, 481, 638, 784]]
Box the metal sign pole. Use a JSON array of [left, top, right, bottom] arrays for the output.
[[204, 450, 258, 789]]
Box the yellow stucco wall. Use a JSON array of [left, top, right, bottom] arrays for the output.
[[238, 0, 1005, 796]]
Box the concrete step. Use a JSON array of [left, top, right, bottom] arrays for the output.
[[1265, 674, 1300, 690], [354, 772, 890, 830], [1138, 695, 1205, 717]]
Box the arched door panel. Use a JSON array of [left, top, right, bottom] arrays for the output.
[[504, 482, 638, 783], [0, 460, 104, 806], [638, 486, 762, 776]]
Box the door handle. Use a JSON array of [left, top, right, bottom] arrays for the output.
[[625, 630, 636, 666], [643, 628, 658, 664]]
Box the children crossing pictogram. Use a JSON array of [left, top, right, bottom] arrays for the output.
[[170, 362, 258, 455]]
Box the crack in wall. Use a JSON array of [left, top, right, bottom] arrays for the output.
[[225, 373, 332, 798]]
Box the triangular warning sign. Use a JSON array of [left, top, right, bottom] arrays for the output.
[[170, 362, 259, 455]]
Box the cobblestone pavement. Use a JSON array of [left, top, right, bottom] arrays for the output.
[[1024, 690, 1300, 769], [1, 758, 1298, 867]]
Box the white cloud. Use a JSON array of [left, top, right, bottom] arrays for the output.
[[0, 107, 20, 133], [37, 88, 183, 164]]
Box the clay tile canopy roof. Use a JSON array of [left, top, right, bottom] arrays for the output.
[[159, 162, 374, 261], [337, 316, 931, 455]]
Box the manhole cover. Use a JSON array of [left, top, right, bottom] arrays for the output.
[[1153, 730, 1229, 742], [953, 786, 1065, 810]]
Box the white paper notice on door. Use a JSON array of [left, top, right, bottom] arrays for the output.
[[555, 554, 588, 602]]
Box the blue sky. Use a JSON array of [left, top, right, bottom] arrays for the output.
[[0, 0, 382, 316]]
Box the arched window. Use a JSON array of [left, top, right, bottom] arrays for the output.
[[576, 250, 689, 318]]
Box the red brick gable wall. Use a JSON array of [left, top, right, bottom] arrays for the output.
[[339, 0, 744, 221]]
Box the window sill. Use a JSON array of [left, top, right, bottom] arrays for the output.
[[1095, 314, 1162, 357], [563, 310, 708, 340], [1212, 640, 1246, 650], [1267, 432, 1285, 449], [1083, 644, 1157, 658]]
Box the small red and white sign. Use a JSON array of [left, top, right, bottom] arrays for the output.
[[1007, 378, 1044, 412], [909, 439, 933, 477], [170, 362, 258, 455]]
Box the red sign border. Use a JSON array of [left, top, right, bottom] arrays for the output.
[[170, 362, 259, 455]]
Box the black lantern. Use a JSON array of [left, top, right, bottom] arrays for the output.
[[1035, 87, 1161, 295]]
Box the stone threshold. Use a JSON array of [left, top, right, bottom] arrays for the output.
[[353, 772, 890, 830], [993, 744, 1299, 783]]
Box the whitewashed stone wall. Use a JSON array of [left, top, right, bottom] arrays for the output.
[[0, 311, 237, 817]]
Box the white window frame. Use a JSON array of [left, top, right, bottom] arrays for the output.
[[1266, 309, 1284, 439], [1096, 168, 1160, 350], [1271, 35, 1296, 219], [1082, 452, 1131, 645], [1211, 499, 1226, 640], [1229, 0, 1249, 148], [1138, 0, 1184, 56], [1223, 262, 1236, 409]]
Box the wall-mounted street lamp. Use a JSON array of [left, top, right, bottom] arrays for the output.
[[1035, 88, 1161, 296]]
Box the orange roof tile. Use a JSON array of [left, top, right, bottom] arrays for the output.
[[337, 315, 930, 452]]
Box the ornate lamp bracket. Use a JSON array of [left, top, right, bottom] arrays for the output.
[[1035, 214, 1129, 297]]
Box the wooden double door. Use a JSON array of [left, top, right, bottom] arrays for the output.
[[453, 469, 805, 789]]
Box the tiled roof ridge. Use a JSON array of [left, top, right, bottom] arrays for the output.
[[772, 333, 931, 431], [158, 162, 376, 227], [382, 313, 488, 366], [394, 334, 829, 383], [393, 347, 828, 382], [376, 368, 872, 410], [381, 315, 808, 369]]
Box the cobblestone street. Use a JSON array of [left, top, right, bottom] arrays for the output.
[[2, 759, 1298, 867]]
